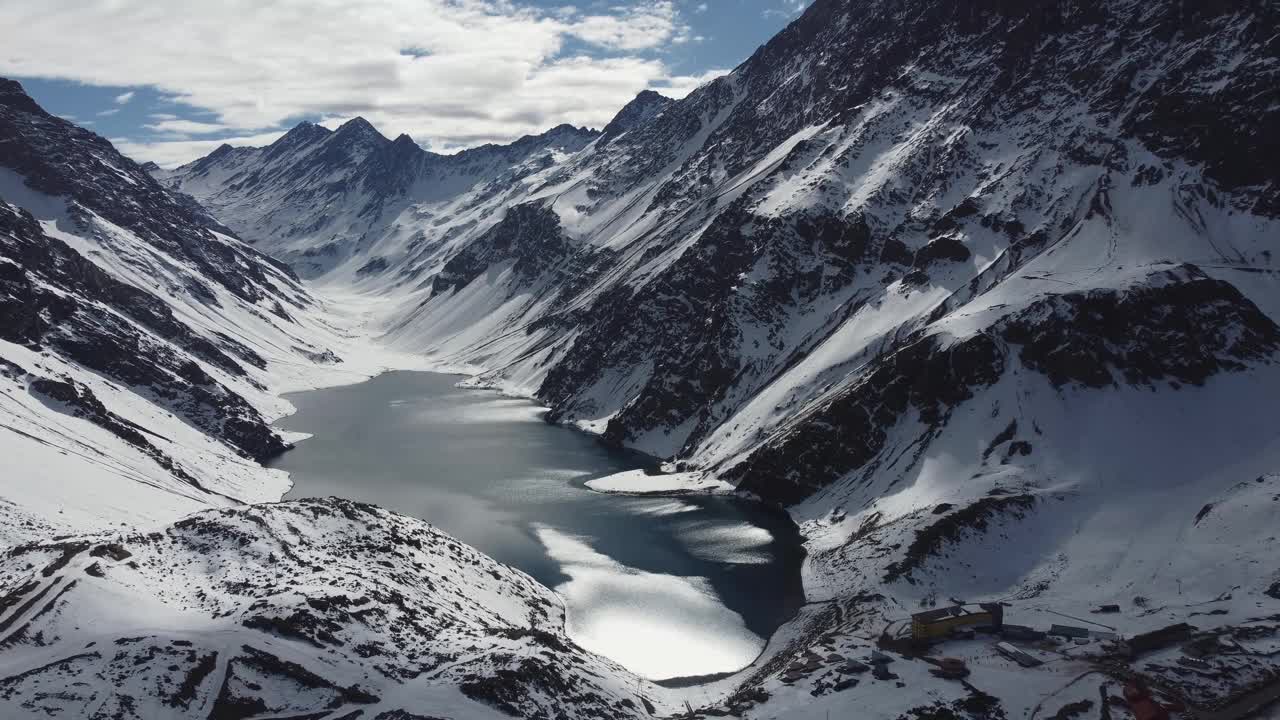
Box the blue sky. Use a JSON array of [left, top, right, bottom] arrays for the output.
[[3, 1, 808, 167]]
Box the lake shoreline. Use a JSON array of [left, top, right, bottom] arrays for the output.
[[270, 369, 806, 682]]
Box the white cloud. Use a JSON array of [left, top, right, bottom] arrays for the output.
[[656, 68, 730, 99], [114, 90, 135, 104], [97, 108, 119, 116], [764, 0, 808, 20], [569, 1, 688, 50], [1, 0, 708, 165], [144, 118, 234, 136], [111, 130, 289, 169]]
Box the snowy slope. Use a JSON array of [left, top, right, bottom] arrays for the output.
[[0, 81, 689, 720], [0, 79, 416, 547], [161, 0, 1280, 715], [8, 0, 1279, 716], [155, 119, 600, 283], [0, 498, 657, 720]]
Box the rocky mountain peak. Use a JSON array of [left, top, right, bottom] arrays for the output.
[[0, 78, 44, 115], [332, 115, 386, 144], [498, 123, 599, 157], [267, 120, 331, 152], [599, 89, 672, 145], [285, 119, 325, 135], [1, 75, 302, 301], [718, 0, 1279, 213], [206, 142, 235, 159]]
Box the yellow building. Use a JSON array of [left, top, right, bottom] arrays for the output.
[[910, 603, 1004, 642]]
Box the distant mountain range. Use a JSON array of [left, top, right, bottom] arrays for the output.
[[3, 0, 1280, 717], [154, 116, 599, 279]]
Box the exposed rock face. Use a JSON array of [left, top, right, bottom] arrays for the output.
[[0, 190, 287, 465], [725, 332, 1007, 505], [430, 203, 576, 297], [25, 375, 205, 488], [0, 79, 350, 527], [726, 265, 1280, 504], [998, 266, 1280, 388], [598, 90, 673, 146], [0, 79, 301, 303], [540, 203, 886, 455]]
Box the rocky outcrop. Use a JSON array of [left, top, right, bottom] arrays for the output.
[[0, 499, 650, 720], [0, 201, 288, 462], [722, 263, 1280, 506], [26, 375, 205, 489], [598, 90, 673, 146], [998, 266, 1280, 388], [430, 203, 577, 296], [540, 203, 885, 455], [725, 332, 1006, 504]]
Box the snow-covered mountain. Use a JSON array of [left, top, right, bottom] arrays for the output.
[[163, 0, 1280, 507], [5, 0, 1280, 716], [0, 498, 656, 720], [0, 77, 394, 544], [0, 81, 663, 720], [154, 0, 1280, 715], [154, 118, 598, 281]]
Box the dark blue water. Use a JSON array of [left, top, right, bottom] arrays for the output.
[[272, 371, 803, 680]]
